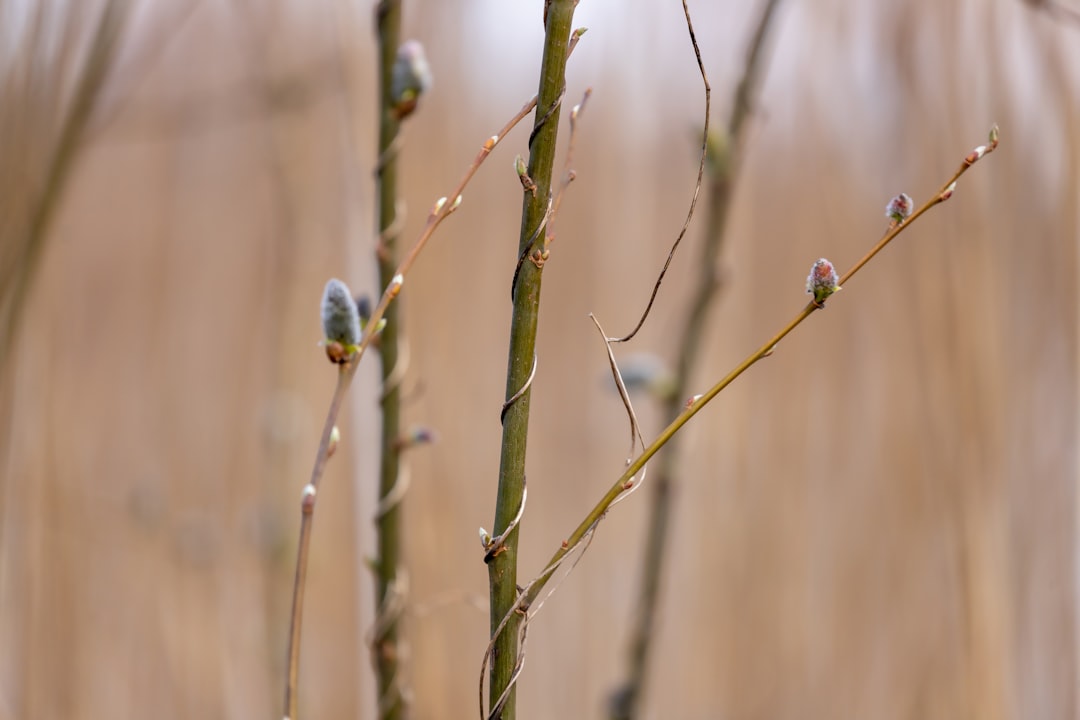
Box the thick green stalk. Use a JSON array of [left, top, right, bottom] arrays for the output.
[[374, 2, 405, 718], [487, 3, 577, 718]]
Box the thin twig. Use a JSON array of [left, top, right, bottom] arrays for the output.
[[280, 62, 569, 718], [610, 2, 784, 717], [356, 30, 586, 373], [506, 125, 1001, 661], [484, 480, 529, 563], [499, 354, 539, 424], [589, 314, 646, 465], [284, 365, 351, 719], [613, 0, 711, 343], [547, 88, 592, 245], [479, 522, 599, 720]]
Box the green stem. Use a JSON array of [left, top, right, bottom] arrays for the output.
[[487, 4, 577, 719], [374, 2, 406, 719]]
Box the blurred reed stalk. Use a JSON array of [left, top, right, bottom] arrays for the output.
[[0, 0, 128, 371], [374, 2, 408, 718], [608, 2, 784, 718], [486, 3, 578, 718]]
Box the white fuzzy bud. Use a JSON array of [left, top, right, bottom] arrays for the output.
[[321, 279, 361, 347]]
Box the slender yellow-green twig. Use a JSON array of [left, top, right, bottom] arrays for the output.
[[503, 124, 1001, 643]]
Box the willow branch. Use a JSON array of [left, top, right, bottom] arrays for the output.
[[485, 4, 579, 720], [279, 41, 576, 718], [508, 125, 1001, 649]]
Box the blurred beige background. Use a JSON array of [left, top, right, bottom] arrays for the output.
[[1, 0, 1077, 719]]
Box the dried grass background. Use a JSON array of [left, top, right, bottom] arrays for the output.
[[1, 0, 1077, 719]]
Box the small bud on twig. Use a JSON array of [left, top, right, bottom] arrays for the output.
[[515, 155, 536, 196], [395, 426, 437, 452], [391, 40, 432, 120], [388, 274, 404, 299], [321, 279, 361, 363], [885, 193, 913, 223], [302, 483, 317, 512], [806, 258, 841, 307], [327, 426, 341, 458], [354, 294, 372, 326]]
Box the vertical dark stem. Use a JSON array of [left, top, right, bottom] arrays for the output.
[[487, 3, 577, 719], [374, 1, 405, 718]]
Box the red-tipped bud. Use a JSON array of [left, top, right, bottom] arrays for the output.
[[885, 193, 913, 223], [806, 258, 841, 307]]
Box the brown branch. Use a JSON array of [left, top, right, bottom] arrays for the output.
[[613, 0, 711, 343]]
